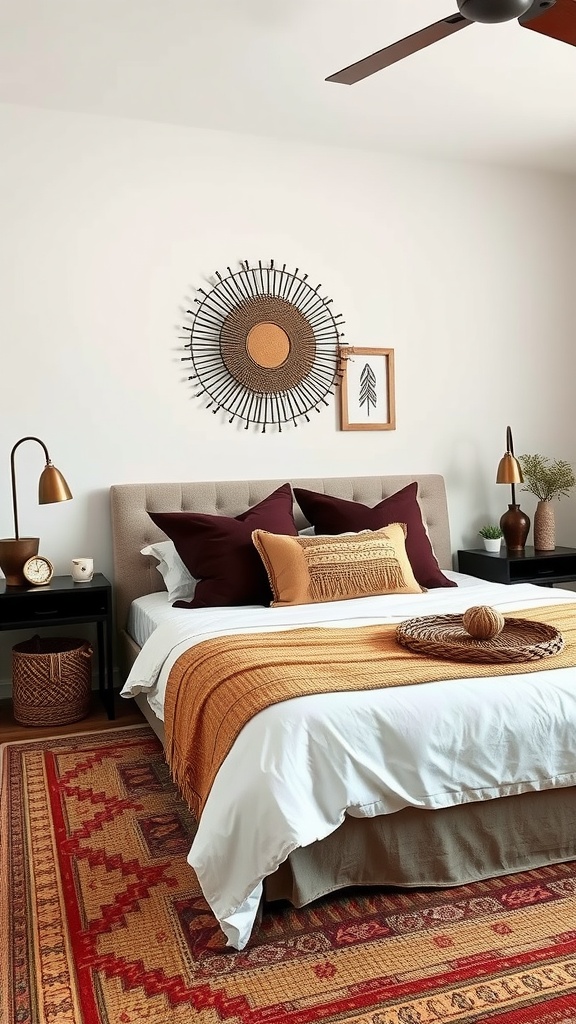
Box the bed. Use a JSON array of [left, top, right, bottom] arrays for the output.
[[111, 474, 576, 950]]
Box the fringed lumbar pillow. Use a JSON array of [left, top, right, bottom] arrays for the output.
[[252, 523, 424, 607]]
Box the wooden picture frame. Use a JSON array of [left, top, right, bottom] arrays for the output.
[[339, 347, 396, 431]]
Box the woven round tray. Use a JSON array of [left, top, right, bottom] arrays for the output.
[[396, 614, 564, 663]]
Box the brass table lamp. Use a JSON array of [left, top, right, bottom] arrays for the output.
[[0, 436, 72, 586], [496, 425, 530, 552]]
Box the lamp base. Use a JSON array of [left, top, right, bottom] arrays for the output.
[[0, 538, 40, 586], [499, 505, 530, 553]]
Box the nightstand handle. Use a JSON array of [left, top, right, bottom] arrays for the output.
[[34, 608, 60, 617]]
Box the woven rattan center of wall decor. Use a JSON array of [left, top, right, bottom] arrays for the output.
[[396, 613, 564, 663], [220, 296, 315, 394], [246, 322, 291, 368]]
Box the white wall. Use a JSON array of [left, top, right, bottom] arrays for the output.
[[1, 103, 575, 684]]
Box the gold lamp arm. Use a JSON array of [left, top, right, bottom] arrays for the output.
[[506, 425, 516, 505], [10, 436, 72, 540]]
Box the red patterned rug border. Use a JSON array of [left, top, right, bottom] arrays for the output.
[[475, 993, 576, 1024]]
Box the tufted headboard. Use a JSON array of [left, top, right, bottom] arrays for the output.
[[110, 475, 452, 676]]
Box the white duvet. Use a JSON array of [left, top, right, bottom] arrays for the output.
[[121, 574, 576, 950]]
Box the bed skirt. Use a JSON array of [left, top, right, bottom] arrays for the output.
[[131, 693, 576, 909], [264, 785, 576, 906]]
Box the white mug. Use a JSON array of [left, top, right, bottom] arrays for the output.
[[71, 558, 94, 582]]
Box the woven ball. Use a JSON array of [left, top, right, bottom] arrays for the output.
[[462, 605, 505, 640]]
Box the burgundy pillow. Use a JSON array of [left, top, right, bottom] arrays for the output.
[[293, 482, 455, 590], [148, 483, 298, 608]]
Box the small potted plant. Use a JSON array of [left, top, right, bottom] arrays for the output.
[[478, 524, 503, 553]]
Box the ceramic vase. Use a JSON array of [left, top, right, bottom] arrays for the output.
[[534, 500, 555, 551], [500, 504, 530, 553]]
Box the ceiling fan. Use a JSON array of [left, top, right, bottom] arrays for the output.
[[326, 0, 576, 84]]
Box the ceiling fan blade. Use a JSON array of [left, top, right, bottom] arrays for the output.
[[520, 0, 576, 47], [325, 14, 472, 85]]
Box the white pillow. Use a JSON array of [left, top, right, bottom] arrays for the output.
[[140, 540, 197, 603], [298, 525, 315, 536]]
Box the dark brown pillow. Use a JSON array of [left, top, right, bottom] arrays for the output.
[[148, 483, 298, 608], [293, 482, 455, 590]]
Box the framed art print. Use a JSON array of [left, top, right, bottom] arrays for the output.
[[339, 347, 396, 431]]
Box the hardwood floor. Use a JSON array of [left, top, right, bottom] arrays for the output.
[[0, 692, 146, 742]]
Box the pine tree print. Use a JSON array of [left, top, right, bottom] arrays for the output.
[[358, 363, 377, 416]]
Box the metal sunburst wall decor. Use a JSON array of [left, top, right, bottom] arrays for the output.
[[181, 260, 345, 431]]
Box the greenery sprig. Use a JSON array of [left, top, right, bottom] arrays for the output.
[[518, 454, 576, 502]]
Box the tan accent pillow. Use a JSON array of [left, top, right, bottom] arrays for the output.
[[252, 524, 424, 607]]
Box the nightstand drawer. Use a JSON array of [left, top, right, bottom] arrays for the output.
[[457, 546, 576, 588], [0, 590, 108, 626], [510, 554, 576, 582]]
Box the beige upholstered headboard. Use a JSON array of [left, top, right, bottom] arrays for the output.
[[110, 474, 452, 664]]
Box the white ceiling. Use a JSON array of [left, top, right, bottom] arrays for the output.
[[2, 0, 576, 173]]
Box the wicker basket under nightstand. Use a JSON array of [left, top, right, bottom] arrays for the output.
[[12, 635, 93, 727]]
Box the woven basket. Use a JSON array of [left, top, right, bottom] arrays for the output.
[[396, 614, 564, 664], [12, 635, 93, 727]]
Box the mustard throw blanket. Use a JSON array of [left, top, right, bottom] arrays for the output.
[[164, 603, 576, 819]]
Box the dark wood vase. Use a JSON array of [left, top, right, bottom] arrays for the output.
[[500, 504, 530, 553]]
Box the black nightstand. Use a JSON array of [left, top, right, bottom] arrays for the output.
[[0, 573, 114, 719], [457, 547, 576, 588]]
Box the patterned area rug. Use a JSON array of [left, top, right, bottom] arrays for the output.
[[3, 726, 576, 1024]]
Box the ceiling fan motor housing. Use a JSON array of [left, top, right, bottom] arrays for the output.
[[458, 0, 533, 22]]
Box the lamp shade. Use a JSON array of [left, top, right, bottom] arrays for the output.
[[38, 464, 73, 504], [496, 452, 524, 486]]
